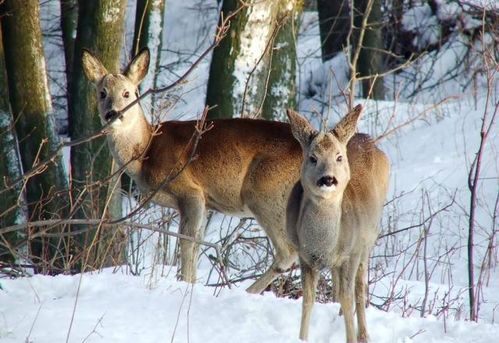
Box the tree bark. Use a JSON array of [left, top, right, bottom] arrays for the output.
[[60, 0, 78, 95], [69, 0, 127, 268], [132, 0, 166, 117], [206, 0, 281, 119], [352, 0, 385, 99], [317, 0, 350, 61], [1, 0, 69, 271], [0, 25, 28, 264], [261, 1, 302, 121]]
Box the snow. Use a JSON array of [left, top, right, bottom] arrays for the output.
[[232, 1, 275, 117], [402, 4, 441, 50], [1, 269, 498, 343], [436, 1, 462, 21], [4, 1, 498, 342], [0, 111, 28, 226], [139, 0, 164, 114], [0, 112, 23, 183], [103, 3, 123, 24], [151, 0, 218, 121]]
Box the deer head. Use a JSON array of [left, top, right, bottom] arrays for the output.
[[82, 48, 150, 126], [287, 105, 363, 199]]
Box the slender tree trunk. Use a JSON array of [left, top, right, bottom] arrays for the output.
[[127, 1, 167, 262], [132, 0, 166, 117], [69, 0, 127, 269], [0, 25, 28, 264], [206, 0, 281, 119], [317, 0, 350, 61], [60, 0, 78, 108], [353, 0, 385, 99], [261, 1, 302, 121], [1, 0, 69, 272]]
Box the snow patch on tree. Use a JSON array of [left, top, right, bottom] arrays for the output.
[[0, 112, 23, 182], [232, 1, 275, 117], [269, 59, 292, 121], [103, 2, 124, 23], [0, 110, 28, 228]]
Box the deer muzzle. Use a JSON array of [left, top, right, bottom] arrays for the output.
[[105, 110, 119, 122], [317, 176, 338, 188]]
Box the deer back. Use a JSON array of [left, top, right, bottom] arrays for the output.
[[82, 48, 304, 216], [142, 118, 303, 214]]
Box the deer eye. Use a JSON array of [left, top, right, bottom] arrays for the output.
[[123, 90, 130, 98], [309, 156, 317, 165], [99, 90, 106, 99], [336, 155, 343, 162]]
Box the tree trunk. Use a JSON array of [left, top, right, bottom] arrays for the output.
[[132, 0, 166, 117], [206, 0, 281, 119], [69, 0, 127, 269], [353, 0, 385, 99], [0, 25, 28, 264], [261, 1, 302, 121], [1, 0, 69, 272], [317, 0, 350, 61], [60, 0, 78, 102]]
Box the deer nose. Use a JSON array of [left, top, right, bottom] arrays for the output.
[[317, 176, 338, 188], [105, 110, 118, 121]]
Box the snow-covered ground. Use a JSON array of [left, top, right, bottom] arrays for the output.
[[1, 1, 498, 342], [1, 268, 498, 343]]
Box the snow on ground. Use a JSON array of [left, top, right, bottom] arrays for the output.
[[3, 1, 497, 342], [1, 268, 498, 343], [3, 92, 496, 342]]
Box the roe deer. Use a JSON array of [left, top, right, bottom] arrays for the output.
[[82, 47, 302, 293], [286, 105, 390, 342]]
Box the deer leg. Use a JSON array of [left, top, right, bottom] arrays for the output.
[[355, 257, 369, 343], [246, 248, 296, 294], [335, 256, 360, 343], [246, 214, 297, 294], [299, 261, 319, 341], [332, 269, 340, 303], [177, 195, 206, 283]]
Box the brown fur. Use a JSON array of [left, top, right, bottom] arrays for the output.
[[143, 118, 303, 214], [82, 48, 303, 292], [83, 47, 389, 307], [286, 106, 390, 342]]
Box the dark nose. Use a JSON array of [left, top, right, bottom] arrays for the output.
[[317, 176, 338, 187], [105, 110, 118, 121]]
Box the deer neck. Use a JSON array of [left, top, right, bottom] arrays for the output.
[[297, 193, 343, 268], [303, 193, 343, 229], [106, 106, 152, 180], [299, 192, 343, 237]]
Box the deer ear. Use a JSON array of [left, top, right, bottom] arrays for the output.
[[286, 109, 317, 148], [331, 104, 363, 144], [82, 49, 108, 83], [124, 48, 150, 85]]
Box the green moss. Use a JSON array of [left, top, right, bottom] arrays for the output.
[[1, 1, 68, 267], [68, 0, 127, 268]]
